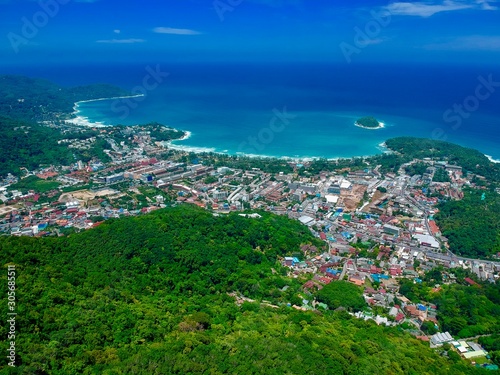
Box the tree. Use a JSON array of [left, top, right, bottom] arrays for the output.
[[316, 281, 365, 312], [447, 350, 461, 363], [421, 321, 438, 335]]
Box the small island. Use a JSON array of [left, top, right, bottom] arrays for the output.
[[355, 116, 384, 130]]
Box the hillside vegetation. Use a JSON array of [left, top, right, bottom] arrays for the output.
[[355, 116, 381, 128], [0, 75, 129, 122], [385, 137, 500, 183], [435, 189, 500, 258], [0, 76, 129, 176], [0, 205, 489, 374], [0, 115, 76, 176], [400, 270, 500, 340]]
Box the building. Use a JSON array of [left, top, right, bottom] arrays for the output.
[[141, 173, 153, 182], [328, 184, 341, 195], [298, 216, 315, 225], [430, 332, 453, 346], [445, 164, 462, 173], [325, 195, 339, 204], [212, 190, 228, 200], [299, 183, 317, 194], [217, 167, 231, 174], [105, 173, 124, 184], [428, 220, 441, 236], [414, 233, 440, 249], [383, 224, 400, 236], [340, 180, 352, 191], [292, 190, 305, 202], [349, 275, 365, 286], [284, 257, 294, 267]]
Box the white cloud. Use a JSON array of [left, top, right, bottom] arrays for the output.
[[363, 37, 390, 45], [476, 0, 499, 10], [113, 29, 121, 34], [386, 1, 472, 17], [96, 38, 145, 44], [424, 35, 500, 50], [385, 0, 497, 17], [153, 27, 201, 35]]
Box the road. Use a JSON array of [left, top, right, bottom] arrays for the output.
[[400, 180, 500, 267], [339, 259, 357, 281], [457, 333, 494, 342]]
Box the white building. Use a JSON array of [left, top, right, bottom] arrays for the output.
[[430, 332, 453, 346]]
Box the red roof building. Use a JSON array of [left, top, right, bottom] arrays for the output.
[[405, 305, 420, 318], [395, 313, 405, 322], [464, 277, 481, 287], [319, 277, 332, 285], [428, 220, 441, 236]]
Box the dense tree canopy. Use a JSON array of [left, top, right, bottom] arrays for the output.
[[356, 116, 381, 128], [316, 281, 366, 312], [385, 137, 500, 184], [399, 270, 500, 339], [0, 205, 489, 374], [0, 75, 129, 122], [0, 116, 75, 176], [435, 189, 500, 258]]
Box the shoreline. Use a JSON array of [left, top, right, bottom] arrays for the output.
[[162, 131, 216, 153], [65, 99, 499, 163], [164, 122, 383, 162], [354, 121, 385, 130], [66, 94, 145, 128], [167, 139, 378, 162], [74, 94, 145, 107], [66, 98, 393, 161], [486, 155, 500, 164]]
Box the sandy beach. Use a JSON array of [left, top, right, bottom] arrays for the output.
[[354, 121, 385, 130], [162, 131, 218, 153], [66, 94, 145, 128], [486, 155, 500, 164]]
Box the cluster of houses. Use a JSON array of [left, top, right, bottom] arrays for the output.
[[429, 332, 496, 367], [1, 122, 500, 368]]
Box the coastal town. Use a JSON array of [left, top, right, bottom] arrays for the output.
[[1, 120, 499, 368], [3, 0, 500, 370]]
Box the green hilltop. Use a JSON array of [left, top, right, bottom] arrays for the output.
[[0, 75, 129, 122], [0, 205, 490, 374]]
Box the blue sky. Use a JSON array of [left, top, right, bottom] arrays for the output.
[[1, 0, 500, 65]]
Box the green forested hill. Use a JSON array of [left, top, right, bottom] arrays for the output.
[[435, 189, 500, 258], [399, 272, 500, 339], [0, 75, 129, 176], [385, 137, 500, 183], [0, 206, 488, 374], [0, 116, 74, 176], [0, 75, 129, 122], [385, 137, 500, 259]]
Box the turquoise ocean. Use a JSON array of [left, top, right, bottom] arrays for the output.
[[11, 62, 500, 160]]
